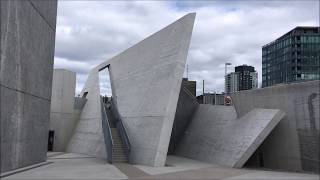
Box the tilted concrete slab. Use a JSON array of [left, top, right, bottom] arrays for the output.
[[231, 80, 320, 173], [67, 13, 196, 166], [66, 68, 107, 159], [175, 105, 285, 168]]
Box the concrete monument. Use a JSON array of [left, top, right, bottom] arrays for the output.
[[67, 13, 196, 166]]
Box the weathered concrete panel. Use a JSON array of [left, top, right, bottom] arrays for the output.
[[168, 86, 199, 154], [49, 69, 77, 152], [1, 0, 57, 100], [107, 13, 195, 166], [175, 105, 285, 168], [0, 0, 57, 173], [67, 13, 196, 166], [232, 80, 320, 173], [66, 69, 107, 159]]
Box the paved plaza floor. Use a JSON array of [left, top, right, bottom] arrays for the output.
[[3, 152, 319, 179]]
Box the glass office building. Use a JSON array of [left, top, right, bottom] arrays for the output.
[[262, 27, 320, 87]]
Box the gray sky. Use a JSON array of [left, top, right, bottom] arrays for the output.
[[54, 0, 319, 96]]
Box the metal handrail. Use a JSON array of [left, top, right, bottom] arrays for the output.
[[100, 97, 113, 163], [110, 98, 131, 160]]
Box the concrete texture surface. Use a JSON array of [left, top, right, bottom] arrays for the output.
[[0, 0, 57, 173], [3, 153, 127, 179], [168, 86, 199, 154], [49, 69, 77, 152], [67, 13, 196, 167], [175, 105, 285, 168], [66, 69, 107, 159], [105, 13, 195, 167], [135, 155, 213, 175], [3, 153, 318, 180], [232, 80, 320, 173]]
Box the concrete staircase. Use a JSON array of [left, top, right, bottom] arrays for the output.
[[111, 128, 128, 163]]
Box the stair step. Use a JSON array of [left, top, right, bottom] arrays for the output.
[[113, 157, 127, 160], [113, 149, 125, 152], [113, 156, 127, 158], [113, 161, 128, 163], [113, 158, 128, 161], [113, 152, 126, 154]]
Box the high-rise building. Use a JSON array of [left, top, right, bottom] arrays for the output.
[[225, 65, 258, 93], [225, 72, 239, 94], [235, 65, 258, 91], [262, 26, 320, 87]]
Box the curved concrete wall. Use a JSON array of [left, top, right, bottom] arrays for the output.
[[232, 80, 320, 173]]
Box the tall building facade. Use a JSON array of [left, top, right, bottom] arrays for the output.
[[235, 65, 258, 91], [225, 72, 239, 94], [225, 65, 258, 94], [262, 26, 320, 87]]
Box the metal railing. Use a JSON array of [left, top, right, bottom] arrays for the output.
[[110, 98, 131, 160], [100, 97, 113, 163]]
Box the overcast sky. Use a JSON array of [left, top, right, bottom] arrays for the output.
[[54, 0, 319, 96]]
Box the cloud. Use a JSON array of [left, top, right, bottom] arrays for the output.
[[54, 0, 319, 95]]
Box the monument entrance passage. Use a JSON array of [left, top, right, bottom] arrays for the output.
[[99, 66, 131, 163]]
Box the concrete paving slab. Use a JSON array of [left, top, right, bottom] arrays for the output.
[[48, 153, 94, 159], [2, 153, 318, 180], [3, 153, 127, 179], [47, 152, 66, 157], [114, 163, 150, 178], [225, 170, 319, 180], [134, 155, 214, 175]]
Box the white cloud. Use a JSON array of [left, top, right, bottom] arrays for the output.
[[54, 0, 319, 95]]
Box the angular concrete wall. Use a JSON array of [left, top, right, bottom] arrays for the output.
[[49, 69, 76, 152], [175, 105, 285, 168], [67, 13, 196, 166], [0, 0, 57, 173], [232, 80, 320, 173], [107, 13, 195, 166], [168, 86, 199, 154], [66, 68, 107, 159]]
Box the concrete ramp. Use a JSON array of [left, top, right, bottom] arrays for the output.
[[175, 105, 285, 168]]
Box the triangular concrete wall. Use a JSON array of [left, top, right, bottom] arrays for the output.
[[67, 13, 196, 166]]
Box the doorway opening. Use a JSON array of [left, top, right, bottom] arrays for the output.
[[48, 130, 54, 151]]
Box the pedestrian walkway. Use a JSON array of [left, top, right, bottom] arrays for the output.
[[3, 153, 318, 180]]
